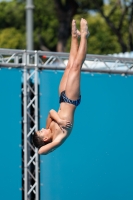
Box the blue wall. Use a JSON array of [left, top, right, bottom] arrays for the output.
[[40, 71, 133, 200], [0, 69, 22, 200]]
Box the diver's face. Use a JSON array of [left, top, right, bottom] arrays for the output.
[[37, 128, 49, 141]]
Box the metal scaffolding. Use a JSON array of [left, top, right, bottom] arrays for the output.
[[0, 48, 133, 200], [0, 48, 133, 73]]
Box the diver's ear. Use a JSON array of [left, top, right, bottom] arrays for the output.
[[43, 137, 48, 142]]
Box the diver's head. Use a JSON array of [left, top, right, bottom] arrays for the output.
[[32, 128, 52, 149]]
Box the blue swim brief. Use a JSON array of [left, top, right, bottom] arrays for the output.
[[59, 91, 81, 106]]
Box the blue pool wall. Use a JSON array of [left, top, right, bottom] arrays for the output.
[[0, 69, 22, 200], [40, 70, 133, 200]]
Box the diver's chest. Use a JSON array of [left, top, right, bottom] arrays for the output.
[[50, 121, 61, 133]]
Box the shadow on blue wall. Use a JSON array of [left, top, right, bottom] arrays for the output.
[[40, 71, 133, 200]]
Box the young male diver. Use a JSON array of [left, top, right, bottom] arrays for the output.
[[33, 18, 89, 155]]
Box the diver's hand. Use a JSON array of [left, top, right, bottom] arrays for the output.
[[59, 119, 72, 129]]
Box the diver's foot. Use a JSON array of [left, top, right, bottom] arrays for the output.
[[71, 19, 81, 38], [80, 18, 90, 38]]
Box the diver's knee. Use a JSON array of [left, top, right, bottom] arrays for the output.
[[71, 61, 81, 71]]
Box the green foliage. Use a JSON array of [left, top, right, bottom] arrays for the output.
[[0, 0, 58, 50], [76, 0, 103, 11], [87, 14, 121, 54], [33, 0, 58, 50], [0, 0, 25, 30], [0, 28, 26, 49], [66, 13, 121, 54], [0, 0, 131, 53], [103, 3, 130, 51], [0, 0, 26, 49]]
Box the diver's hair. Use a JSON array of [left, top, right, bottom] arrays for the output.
[[32, 131, 45, 149]]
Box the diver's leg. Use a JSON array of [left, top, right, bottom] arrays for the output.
[[59, 19, 80, 94], [65, 18, 89, 100]]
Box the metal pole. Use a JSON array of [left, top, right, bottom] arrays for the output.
[[23, 52, 28, 200], [26, 0, 34, 50], [35, 51, 39, 200]]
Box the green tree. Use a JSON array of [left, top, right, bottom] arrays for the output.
[[0, 0, 104, 51], [90, 0, 133, 52], [0, 0, 25, 48], [0, 28, 26, 49], [0, 0, 132, 54], [0, 0, 58, 51], [87, 15, 121, 54], [53, 0, 103, 51], [66, 13, 121, 54], [62, 0, 133, 53], [33, 0, 58, 51]]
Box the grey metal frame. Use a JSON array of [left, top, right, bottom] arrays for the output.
[[22, 53, 39, 200], [0, 48, 133, 74], [0, 48, 133, 200]]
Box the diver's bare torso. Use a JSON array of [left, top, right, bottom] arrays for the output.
[[50, 102, 76, 143], [38, 103, 76, 155]]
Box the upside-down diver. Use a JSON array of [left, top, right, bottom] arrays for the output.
[[33, 18, 89, 155]]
